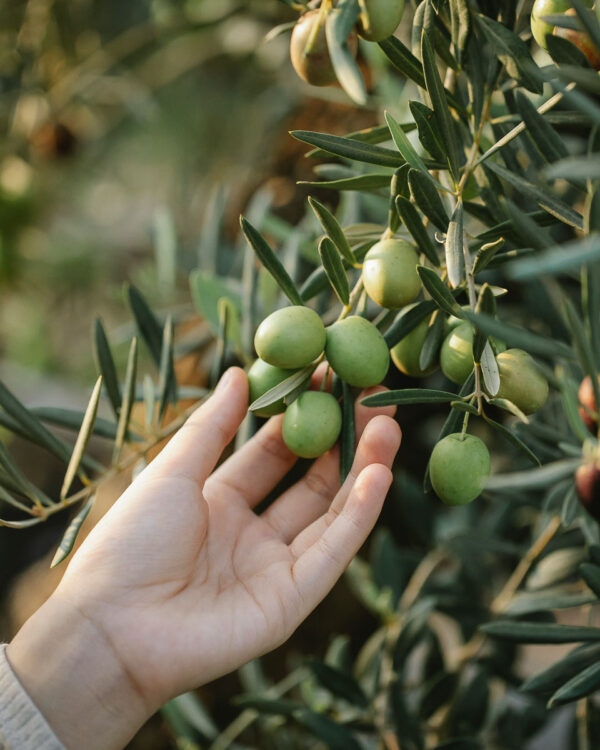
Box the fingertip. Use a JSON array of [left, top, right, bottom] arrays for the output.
[[363, 414, 402, 450]]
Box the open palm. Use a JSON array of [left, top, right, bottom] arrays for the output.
[[56, 367, 400, 714]]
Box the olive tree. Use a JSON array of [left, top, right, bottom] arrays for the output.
[[2, 0, 600, 748]]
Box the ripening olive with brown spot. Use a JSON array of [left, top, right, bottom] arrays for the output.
[[391, 307, 438, 378], [578, 375, 599, 433], [290, 10, 358, 87], [429, 433, 491, 506], [357, 0, 405, 42], [325, 316, 390, 388], [282, 391, 342, 458], [575, 460, 600, 520], [554, 8, 600, 69], [254, 306, 326, 370], [530, 0, 571, 48], [247, 359, 303, 418], [496, 349, 549, 415], [362, 239, 421, 310]]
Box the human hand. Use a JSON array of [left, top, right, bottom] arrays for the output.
[[7, 368, 401, 749]]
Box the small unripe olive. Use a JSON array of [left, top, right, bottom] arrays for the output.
[[357, 0, 405, 42], [391, 307, 438, 377], [496, 349, 549, 415], [362, 239, 421, 309], [282, 391, 342, 458], [247, 359, 302, 418], [255, 306, 326, 370], [430, 433, 491, 506], [325, 316, 390, 388], [578, 375, 599, 433], [530, 0, 570, 48], [554, 8, 600, 69], [440, 322, 474, 385], [575, 460, 600, 520], [290, 10, 358, 87]]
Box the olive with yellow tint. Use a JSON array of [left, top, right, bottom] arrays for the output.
[[247, 359, 304, 418], [357, 0, 405, 42], [255, 306, 326, 370], [325, 316, 390, 388], [495, 349, 549, 415], [363, 239, 421, 309], [282, 391, 342, 458]]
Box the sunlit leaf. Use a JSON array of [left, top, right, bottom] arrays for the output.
[[50, 495, 95, 568]]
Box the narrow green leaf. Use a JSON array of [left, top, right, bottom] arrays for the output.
[[395, 197, 439, 265], [480, 621, 600, 643], [32, 407, 139, 442], [319, 237, 350, 306], [384, 299, 439, 348], [127, 285, 163, 365], [419, 312, 445, 371], [523, 643, 600, 696], [60, 376, 103, 500], [449, 0, 471, 64], [249, 365, 316, 413], [240, 217, 304, 306], [572, 0, 600, 54], [475, 14, 543, 94], [143, 375, 155, 429], [385, 111, 429, 175], [309, 197, 355, 264], [308, 659, 367, 707], [292, 130, 405, 168], [487, 397, 530, 424], [549, 661, 600, 707], [189, 270, 242, 347], [472, 238, 505, 275], [485, 458, 581, 491], [340, 382, 355, 484], [485, 161, 584, 230], [417, 266, 463, 317], [445, 203, 465, 288], [504, 587, 596, 617], [515, 91, 569, 164], [546, 33, 593, 67], [114, 338, 138, 461], [483, 415, 540, 466], [422, 31, 460, 180], [300, 174, 392, 191], [50, 495, 95, 568], [325, 0, 367, 105], [294, 707, 361, 750], [463, 311, 574, 360], [480, 341, 500, 396], [507, 235, 600, 279], [305, 123, 414, 160], [0, 380, 70, 463], [473, 283, 495, 363], [93, 317, 121, 419], [410, 100, 446, 163], [362, 389, 460, 407], [409, 170, 450, 231], [157, 316, 176, 423]]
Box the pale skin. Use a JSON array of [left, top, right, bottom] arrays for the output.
[[7, 367, 401, 750]]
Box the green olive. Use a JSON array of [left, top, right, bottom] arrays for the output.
[[282, 391, 342, 458], [362, 239, 421, 309], [247, 359, 303, 418], [290, 9, 358, 87], [495, 349, 549, 415], [255, 306, 326, 370], [530, 0, 570, 49], [357, 0, 405, 42], [325, 316, 390, 388], [390, 307, 438, 377], [440, 322, 474, 385], [430, 433, 491, 506]]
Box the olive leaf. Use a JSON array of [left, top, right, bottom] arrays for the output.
[[395, 197, 439, 265], [113, 337, 138, 461], [127, 285, 163, 365], [318, 237, 350, 306], [384, 299, 439, 348], [249, 365, 316, 413], [50, 495, 95, 568], [325, 0, 366, 106], [480, 621, 600, 643], [362, 390, 460, 407], [60, 376, 103, 500], [548, 661, 600, 707], [445, 203, 465, 288], [409, 170, 450, 231], [93, 317, 121, 419], [309, 196, 355, 264], [417, 266, 464, 318], [292, 130, 405, 169], [240, 217, 304, 306], [340, 382, 355, 484]]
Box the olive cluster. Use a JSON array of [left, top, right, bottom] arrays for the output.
[[531, 0, 600, 69], [249, 306, 389, 459], [247, 231, 552, 507], [289, 0, 405, 87]]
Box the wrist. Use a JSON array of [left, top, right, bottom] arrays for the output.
[[7, 591, 151, 750]]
